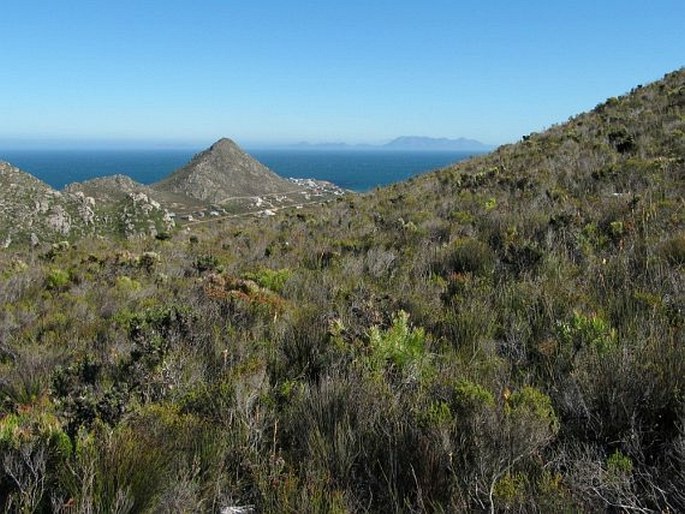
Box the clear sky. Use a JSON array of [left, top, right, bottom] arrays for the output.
[[1, 1, 683, 148]]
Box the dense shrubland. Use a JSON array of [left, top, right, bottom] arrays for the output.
[[0, 69, 683, 512]]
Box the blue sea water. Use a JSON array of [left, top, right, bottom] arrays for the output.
[[0, 148, 482, 192], [0, 149, 196, 190], [250, 150, 480, 192]]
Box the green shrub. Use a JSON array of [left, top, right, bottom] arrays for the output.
[[508, 386, 559, 434], [45, 268, 70, 290], [607, 127, 636, 153], [454, 379, 495, 411], [557, 311, 616, 355], [367, 310, 427, 372], [244, 268, 293, 294], [446, 238, 496, 276], [68, 419, 171, 512], [193, 254, 220, 273], [493, 472, 526, 506], [138, 251, 161, 271], [0, 408, 71, 456], [423, 400, 453, 426], [114, 275, 141, 292], [0, 407, 72, 512], [606, 449, 633, 478], [0, 343, 65, 409], [660, 233, 685, 266]]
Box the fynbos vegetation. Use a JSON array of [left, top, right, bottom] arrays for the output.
[[0, 68, 683, 512]]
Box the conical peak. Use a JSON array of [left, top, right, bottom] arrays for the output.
[[152, 136, 299, 203], [208, 138, 240, 152]]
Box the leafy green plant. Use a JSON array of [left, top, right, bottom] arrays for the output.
[[244, 268, 293, 294], [454, 379, 495, 411], [45, 268, 70, 290], [557, 311, 616, 356], [367, 310, 427, 371], [507, 386, 559, 434], [606, 449, 633, 478]]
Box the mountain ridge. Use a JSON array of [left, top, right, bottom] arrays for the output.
[[285, 135, 492, 151], [384, 135, 491, 150], [0, 161, 175, 245]]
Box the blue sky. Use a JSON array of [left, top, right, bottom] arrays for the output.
[[1, 1, 683, 148]]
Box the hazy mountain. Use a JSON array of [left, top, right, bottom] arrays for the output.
[[383, 136, 491, 151], [281, 136, 491, 151]]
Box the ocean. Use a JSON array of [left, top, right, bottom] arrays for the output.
[[0, 148, 482, 192]]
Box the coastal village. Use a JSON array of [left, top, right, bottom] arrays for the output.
[[174, 177, 346, 223]]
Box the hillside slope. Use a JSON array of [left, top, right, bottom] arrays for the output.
[[0, 162, 176, 245], [64, 174, 155, 202], [0, 161, 67, 246], [0, 69, 683, 512], [153, 137, 302, 203]]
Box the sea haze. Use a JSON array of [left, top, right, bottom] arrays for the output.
[[0, 149, 484, 192]]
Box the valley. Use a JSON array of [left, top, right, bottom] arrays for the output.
[[0, 68, 683, 512]]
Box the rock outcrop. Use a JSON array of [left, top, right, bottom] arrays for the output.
[[0, 161, 175, 246], [64, 174, 150, 201]]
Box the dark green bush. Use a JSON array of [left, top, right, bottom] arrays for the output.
[[444, 238, 496, 276], [660, 233, 685, 266]]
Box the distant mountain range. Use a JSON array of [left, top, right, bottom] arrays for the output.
[[288, 136, 492, 152]]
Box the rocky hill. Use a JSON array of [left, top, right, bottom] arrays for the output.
[[152, 137, 302, 203], [64, 174, 154, 202], [0, 163, 175, 246], [0, 139, 348, 246], [0, 161, 97, 246]]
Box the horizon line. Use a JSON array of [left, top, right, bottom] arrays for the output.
[[0, 135, 501, 151]]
